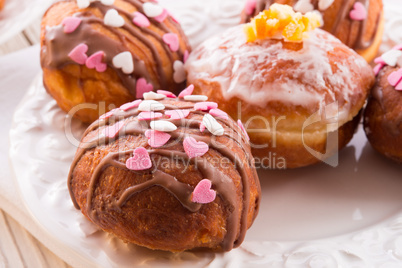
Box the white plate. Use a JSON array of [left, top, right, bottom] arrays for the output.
[[0, 0, 54, 44], [9, 0, 402, 267]]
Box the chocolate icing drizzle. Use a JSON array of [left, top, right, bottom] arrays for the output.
[[245, 0, 379, 50], [41, 0, 190, 96], [67, 96, 260, 251]]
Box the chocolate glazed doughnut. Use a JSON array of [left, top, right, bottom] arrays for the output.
[[68, 90, 261, 252], [41, 0, 191, 123], [241, 0, 384, 62]]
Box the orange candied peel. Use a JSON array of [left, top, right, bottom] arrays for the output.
[[243, 4, 322, 43]]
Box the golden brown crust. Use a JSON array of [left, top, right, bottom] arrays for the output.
[[0, 0, 4, 11], [364, 66, 402, 164]]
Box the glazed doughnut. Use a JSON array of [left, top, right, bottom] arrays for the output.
[[364, 46, 402, 163], [185, 5, 375, 168], [41, 0, 191, 123], [241, 0, 384, 62], [68, 87, 261, 252], [0, 0, 4, 11]]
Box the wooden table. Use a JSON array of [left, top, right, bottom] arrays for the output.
[[0, 18, 71, 268]]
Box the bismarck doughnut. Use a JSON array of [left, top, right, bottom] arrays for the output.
[[68, 86, 261, 252], [40, 0, 191, 123], [241, 0, 384, 62], [364, 45, 402, 163], [186, 4, 375, 168]]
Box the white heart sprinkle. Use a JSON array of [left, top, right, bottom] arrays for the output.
[[202, 114, 224, 136], [150, 121, 177, 132], [381, 50, 402, 67], [143, 2, 164, 18], [183, 95, 208, 102], [101, 0, 114, 5], [112, 52, 134, 74], [104, 9, 125, 28], [294, 0, 314, 13], [143, 92, 166, 100], [77, 0, 90, 9], [318, 0, 334, 11], [173, 60, 186, 84], [138, 100, 165, 111]]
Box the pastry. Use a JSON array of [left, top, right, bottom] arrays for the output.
[[68, 86, 261, 252], [364, 45, 402, 163], [185, 4, 375, 168], [0, 0, 4, 11], [40, 0, 191, 123], [241, 0, 384, 62]]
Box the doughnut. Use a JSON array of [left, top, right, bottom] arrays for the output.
[[68, 86, 261, 252], [241, 0, 384, 62], [40, 0, 191, 123], [185, 4, 375, 169], [0, 0, 4, 11], [364, 45, 402, 163]]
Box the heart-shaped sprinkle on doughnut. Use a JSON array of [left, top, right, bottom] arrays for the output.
[[349, 2, 367, 21], [191, 179, 216, 204], [101, 121, 125, 138], [194, 102, 218, 111], [101, 0, 115, 5], [138, 111, 163, 120], [203, 114, 224, 136], [237, 120, 250, 141], [178, 84, 194, 98], [99, 108, 118, 120], [104, 9, 125, 27], [145, 130, 171, 147], [184, 95, 208, 102], [150, 120, 177, 132], [77, 0, 90, 9], [157, 90, 176, 98], [392, 44, 402, 51], [395, 80, 402, 91], [318, 0, 334, 11], [163, 33, 179, 52], [374, 56, 386, 65], [173, 60, 186, 83], [138, 100, 165, 111], [62, 17, 82, 34], [136, 78, 154, 99], [244, 0, 256, 15], [373, 63, 384, 76], [183, 137, 209, 158], [86, 51, 107, 72], [126, 147, 152, 170], [143, 2, 164, 17], [294, 0, 314, 13], [143, 91, 166, 100], [200, 122, 206, 132], [68, 43, 88, 65], [154, 8, 168, 22], [133, 12, 150, 27], [112, 51, 134, 74], [387, 68, 402, 86], [381, 49, 402, 67], [165, 110, 190, 120], [183, 50, 189, 63], [209, 109, 228, 120], [120, 99, 142, 111]]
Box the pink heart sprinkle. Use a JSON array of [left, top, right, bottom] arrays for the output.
[[99, 108, 118, 120], [209, 109, 228, 120], [245, 0, 256, 16], [392, 44, 402, 50], [138, 111, 163, 120], [191, 179, 216, 204], [133, 11, 150, 27], [163, 33, 179, 52], [373, 63, 384, 76], [120, 99, 142, 111], [374, 57, 386, 65], [387, 68, 402, 86], [178, 84, 194, 98], [194, 102, 218, 111], [157, 90, 176, 98], [165, 109, 190, 119], [136, 78, 154, 99], [237, 120, 250, 141], [86, 51, 107, 72], [68, 43, 88, 65], [183, 137, 209, 158], [62, 17, 82, 33], [199, 122, 205, 132], [154, 8, 168, 22], [145, 130, 171, 147], [183, 50, 189, 63], [101, 121, 125, 138], [349, 2, 367, 21], [126, 147, 152, 170], [395, 80, 402, 90]]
